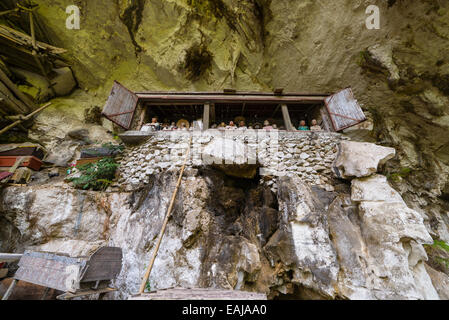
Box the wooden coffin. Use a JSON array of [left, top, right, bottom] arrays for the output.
[[0, 147, 45, 160], [14, 247, 122, 293], [80, 148, 115, 159], [75, 157, 105, 167], [0, 156, 43, 171]]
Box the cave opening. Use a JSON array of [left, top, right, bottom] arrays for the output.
[[198, 167, 280, 245]]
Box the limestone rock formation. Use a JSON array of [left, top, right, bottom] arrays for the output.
[[333, 141, 396, 179], [201, 135, 258, 179], [1, 157, 446, 299]]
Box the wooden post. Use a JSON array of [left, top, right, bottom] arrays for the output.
[[203, 103, 210, 130], [2, 279, 18, 300], [210, 103, 215, 125], [281, 104, 295, 131], [137, 105, 147, 130]]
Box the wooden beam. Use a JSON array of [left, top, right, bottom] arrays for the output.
[[0, 85, 28, 114], [203, 103, 210, 130], [281, 104, 295, 131], [137, 94, 327, 104], [137, 104, 146, 130], [1, 279, 18, 300], [274, 88, 284, 95], [0, 9, 19, 17], [271, 104, 281, 118], [0, 68, 35, 111], [0, 102, 51, 136], [0, 253, 22, 263], [56, 287, 117, 300], [210, 103, 215, 124]]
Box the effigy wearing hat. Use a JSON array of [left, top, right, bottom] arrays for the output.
[[176, 119, 190, 129]]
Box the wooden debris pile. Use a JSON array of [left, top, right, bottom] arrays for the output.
[[0, 1, 76, 138]]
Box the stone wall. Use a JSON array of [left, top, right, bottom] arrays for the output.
[[116, 130, 349, 191]]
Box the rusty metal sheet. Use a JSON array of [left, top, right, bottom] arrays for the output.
[[80, 247, 122, 282], [14, 251, 86, 292], [324, 88, 366, 132], [102, 81, 138, 130]]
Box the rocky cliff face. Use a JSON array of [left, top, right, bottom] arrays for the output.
[[30, 0, 448, 234], [1, 0, 448, 300], [1, 141, 448, 299]]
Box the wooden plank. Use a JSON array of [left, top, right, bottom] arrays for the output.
[[0, 253, 22, 263], [1, 279, 18, 300], [0, 25, 66, 55], [102, 81, 138, 130], [130, 287, 267, 300], [80, 247, 122, 282], [15, 251, 85, 292], [137, 93, 327, 104], [325, 88, 366, 131], [56, 287, 116, 300], [281, 104, 295, 131], [203, 103, 210, 130]]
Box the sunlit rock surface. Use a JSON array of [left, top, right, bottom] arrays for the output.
[[334, 141, 396, 179]]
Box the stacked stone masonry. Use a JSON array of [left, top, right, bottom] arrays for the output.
[[117, 131, 349, 191]]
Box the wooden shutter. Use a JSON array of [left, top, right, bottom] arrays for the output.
[[102, 81, 138, 130], [324, 88, 366, 132]]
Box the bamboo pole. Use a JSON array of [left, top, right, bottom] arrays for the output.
[[0, 68, 36, 112], [0, 8, 19, 17], [138, 136, 192, 294], [0, 81, 30, 114], [29, 10, 36, 49], [0, 102, 51, 136], [1, 279, 18, 300]]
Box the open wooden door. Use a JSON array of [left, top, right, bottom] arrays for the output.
[[324, 88, 366, 132], [102, 81, 138, 130]]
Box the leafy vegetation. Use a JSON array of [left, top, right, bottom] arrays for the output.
[[425, 240, 449, 271], [387, 167, 412, 182], [69, 157, 119, 191]]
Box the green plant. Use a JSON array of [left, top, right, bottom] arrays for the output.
[[356, 50, 370, 67], [433, 240, 449, 252], [69, 157, 119, 191], [387, 167, 412, 182], [427, 240, 449, 269], [145, 280, 151, 292]]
